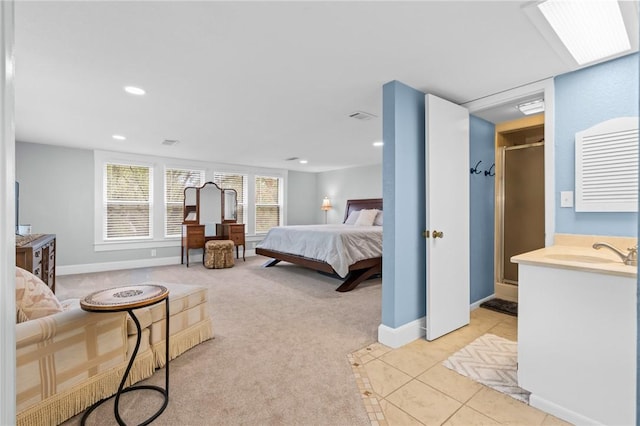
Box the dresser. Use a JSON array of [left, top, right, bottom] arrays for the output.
[[216, 223, 245, 261], [16, 234, 56, 292]]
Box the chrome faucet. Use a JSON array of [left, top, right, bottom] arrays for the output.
[[592, 242, 638, 266]]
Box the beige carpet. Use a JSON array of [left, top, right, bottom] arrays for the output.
[[442, 333, 530, 404], [57, 256, 381, 426]]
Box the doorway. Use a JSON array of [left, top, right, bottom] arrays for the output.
[[495, 115, 545, 301]]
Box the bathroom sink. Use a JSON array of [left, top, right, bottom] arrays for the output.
[[544, 253, 616, 264]]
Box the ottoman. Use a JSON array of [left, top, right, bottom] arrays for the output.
[[204, 240, 235, 269]]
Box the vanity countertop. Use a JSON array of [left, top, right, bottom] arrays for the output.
[[511, 234, 637, 278]]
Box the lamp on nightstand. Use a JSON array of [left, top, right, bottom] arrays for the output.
[[321, 197, 332, 224]]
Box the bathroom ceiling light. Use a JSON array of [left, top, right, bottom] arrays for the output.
[[373, 141, 384, 147], [124, 86, 146, 95], [516, 99, 545, 115], [537, 0, 631, 65], [112, 134, 126, 141]]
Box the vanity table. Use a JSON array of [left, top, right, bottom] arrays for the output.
[[512, 234, 637, 426], [181, 182, 240, 266]]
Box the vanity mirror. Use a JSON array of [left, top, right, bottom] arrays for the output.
[[181, 182, 244, 266], [222, 189, 238, 223]]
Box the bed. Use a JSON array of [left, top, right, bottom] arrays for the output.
[[255, 198, 382, 292]]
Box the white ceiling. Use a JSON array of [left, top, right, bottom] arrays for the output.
[[14, 1, 638, 172]]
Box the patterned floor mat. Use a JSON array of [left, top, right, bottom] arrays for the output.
[[443, 333, 530, 403]]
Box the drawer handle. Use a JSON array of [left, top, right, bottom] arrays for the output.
[[34, 251, 40, 258]]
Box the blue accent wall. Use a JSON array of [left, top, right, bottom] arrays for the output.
[[469, 115, 495, 303], [555, 53, 639, 237], [381, 82, 497, 328], [382, 81, 426, 328]]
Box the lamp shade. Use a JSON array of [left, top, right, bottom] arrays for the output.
[[321, 197, 332, 211]]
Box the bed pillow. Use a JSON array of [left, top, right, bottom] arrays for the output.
[[354, 209, 378, 226], [15, 266, 63, 323], [374, 210, 383, 226], [344, 210, 361, 225]]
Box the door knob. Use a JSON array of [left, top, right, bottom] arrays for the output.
[[432, 230, 444, 238], [422, 230, 430, 238]]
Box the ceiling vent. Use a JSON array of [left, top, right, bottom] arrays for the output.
[[285, 156, 299, 161], [162, 139, 179, 146], [349, 111, 377, 121]]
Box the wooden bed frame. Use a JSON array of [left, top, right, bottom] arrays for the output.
[[255, 198, 382, 292]]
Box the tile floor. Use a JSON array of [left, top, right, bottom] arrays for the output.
[[349, 308, 573, 426]]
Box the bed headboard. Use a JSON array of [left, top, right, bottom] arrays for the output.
[[343, 198, 383, 223]]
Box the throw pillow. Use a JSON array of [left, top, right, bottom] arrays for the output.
[[15, 266, 63, 323], [374, 210, 383, 226], [344, 210, 361, 225], [354, 209, 378, 226]]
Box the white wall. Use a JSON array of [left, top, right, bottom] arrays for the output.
[[16, 141, 382, 271], [316, 164, 382, 223], [287, 170, 318, 225]]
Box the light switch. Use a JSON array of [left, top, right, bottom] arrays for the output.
[[560, 191, 573, 208]]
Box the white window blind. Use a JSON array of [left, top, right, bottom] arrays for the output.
[[104, 163, 152, 239], [214, 172, 247, 225], [165, 168, 205, 237], [255, 176, 281, 233]]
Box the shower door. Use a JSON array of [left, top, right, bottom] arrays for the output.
[[502, 143, 545, 284]]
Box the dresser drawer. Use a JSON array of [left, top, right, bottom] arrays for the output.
[[33, 247, 43, 262], [228, 234, 243, 245], [16, 234, 56, 292]]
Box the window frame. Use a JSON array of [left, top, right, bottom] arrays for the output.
[[254, 175, 284, 234], [99, 158, 154, 244], [164, 167, 206, 238]]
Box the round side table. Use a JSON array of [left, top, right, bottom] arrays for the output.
[[80, 284, 170, 426]]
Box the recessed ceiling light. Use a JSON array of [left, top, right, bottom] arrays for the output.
[[516, 99, 545, 115], [112, 134, 126, 141], [537, 0, 631, 65], [124, 86, 146, 95], [299, 160, 308, 164], [373, 141, 384, 147]]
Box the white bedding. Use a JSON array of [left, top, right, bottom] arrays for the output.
[[256, 224, 382, 278]]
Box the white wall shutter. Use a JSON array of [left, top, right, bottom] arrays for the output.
[[575, 117, 639, 212]]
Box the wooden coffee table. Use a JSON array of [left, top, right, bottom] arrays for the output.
[[80, 284, 170, 426]]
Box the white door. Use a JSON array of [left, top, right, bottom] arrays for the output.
[[425, 94, 470, 341]]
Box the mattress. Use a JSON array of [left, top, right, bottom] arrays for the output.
[[256, 224, 382, 278]]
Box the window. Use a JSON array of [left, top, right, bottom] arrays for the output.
[[104, 163, 152, 240], [96, 150, 287, 249], [165, 168, 205, 237], [255, 176, 282, 233], [214, 172, 247, 225]]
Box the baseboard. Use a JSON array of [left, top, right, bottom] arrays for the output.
[[378, 317, 426, 348], [529, 394, 602, 426], [57, 249, 257, 276], [470, 293, 496, 310], [378, 296, 498, 348], [57, 257, 183, 275], [495, 281, 518, 302]]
